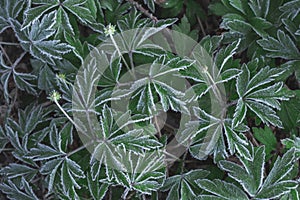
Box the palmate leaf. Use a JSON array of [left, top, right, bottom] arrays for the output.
[[161, 169, 209, 200], [12, 12, 73, 65], [23, 0, 97, 36], [179, 107, 250, 161], [198, 146, 298, 199], [26, 125, 85, 197], [183, 38, 241, 102], [3, 124, 36, 166], [0, 0, 25, 33], [112, 55, 192, 115], [216, 0, 273, 37], [233, 64, 292, 128], [111, 149, 165, 196], [89, 105, 162, 180], [257, 30, 300, 60], [0, 52, 37, 102]]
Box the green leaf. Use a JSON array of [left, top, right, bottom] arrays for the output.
[[112, 150, 165, 195], [197, 179, 248, 199], [0, 164, 37, 181], [219, 146, 264, 196], [13, 12, 73, 64], [253, 127, 277, 156], [89, 105, 162, 180], [23, 0, 96, 35], [234, 65, 292, 127], [256, 149, 298, 198], [277, 90, 300, 131], [257, 30, 300, 60], [161, 169, 209, 200], [0, 125, 9, 151], [208, 146, 299, 199], [31, 59, 56, 91], [282, 137, 300, 157], [248, 0, 270, 18], [87, 171, 109, 200], [0, 0, 25, 33], [0, 178, 39, 200], [0, 52, 37, 99], [279, 0, 300, 20], [172, 15, 198, 41]]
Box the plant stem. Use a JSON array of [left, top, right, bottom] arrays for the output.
[[0, 44, 13, 65], [67, 141, 93, 157], [0, 41, 20, 46], [109, 34, 136, 79]]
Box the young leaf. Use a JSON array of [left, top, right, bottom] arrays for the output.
[[253, 127, 277, 158], [282, 137, 300, 157]]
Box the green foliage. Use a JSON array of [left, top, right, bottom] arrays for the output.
[[0, 0, 299, 199], [197, 146, 298, 199]]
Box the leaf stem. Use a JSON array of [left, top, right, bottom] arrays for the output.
[[109, 34, 136, 79], [0, 44, 13, 65], [0, 41, 20, 46], [67, 141, 93, 157]]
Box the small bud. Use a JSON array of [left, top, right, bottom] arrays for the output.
[[56, 73, 66, 81], [49, 90, 61, 102], [104, 24, 116, 36]]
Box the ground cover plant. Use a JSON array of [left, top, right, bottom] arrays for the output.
[[0, 0, 299, 199]]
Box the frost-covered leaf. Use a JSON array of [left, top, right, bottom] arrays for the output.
[[255, 148, 298, 199], [257, 30, 300, 60], [89, 105, 162, 180], [26, 124, 85, 195], [0, 126, 9, 152], [197, 179, 249, 200], [0, 52, 37, 100], [23, 0, 96, 37], [0, 0, 25, 33], [161, 169, 209, 200], [87, 171, 109, 200], [0, 164, 37, 181], [200, 146, 299, 199], [234, 64, 292, 128], [282, 137, 300, 157], [279, 0, 300, 20], [111, 150, 165, 195], [0, 178, 39, 200], [183, 107, 249, 161], [13, 12, 73, 64]]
